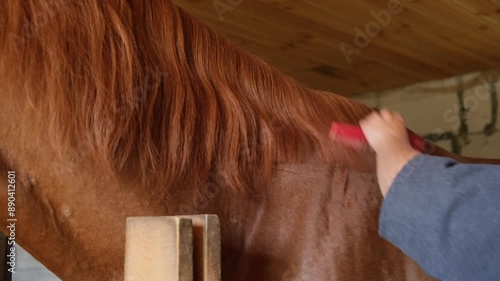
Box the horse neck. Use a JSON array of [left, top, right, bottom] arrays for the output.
[[0, 85, 373, 281]]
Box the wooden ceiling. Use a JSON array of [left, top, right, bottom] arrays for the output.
[[173, 0, 500, 96]]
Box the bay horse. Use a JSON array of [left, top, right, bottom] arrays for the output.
[[0, 1, 498, 280]]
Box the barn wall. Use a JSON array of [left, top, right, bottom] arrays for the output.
[[354, 70, 500, 158]]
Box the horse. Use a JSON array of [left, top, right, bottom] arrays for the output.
[[1, 1, 498, 280]]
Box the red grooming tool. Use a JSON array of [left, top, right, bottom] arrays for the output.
[[330, 122, 428, 153]]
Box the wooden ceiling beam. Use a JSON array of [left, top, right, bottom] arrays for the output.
[[173, 0, 500, 96]]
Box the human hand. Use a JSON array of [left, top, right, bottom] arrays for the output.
[[359, 109, 421, 197]]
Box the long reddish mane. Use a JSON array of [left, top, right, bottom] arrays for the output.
[[0, 0, 371, 195]]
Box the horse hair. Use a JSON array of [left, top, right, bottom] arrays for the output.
[[0, 0, 371, 195]]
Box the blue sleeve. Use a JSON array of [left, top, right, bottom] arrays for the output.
[[379, 154, 500, 281]]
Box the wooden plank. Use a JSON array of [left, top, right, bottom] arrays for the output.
[[124, 217, 193, 281], [179, 215, 221, 281], [175, 0, 442, 94], [179, 0, 446, 75], [363, 0, 500, 60], [178, 0, 444, 77], [124, 215, 221, 281], [174, 0, 500, 95], [293, 0, 498, 71], [219, 28, 413, 91], [445, 0, 500, 29]]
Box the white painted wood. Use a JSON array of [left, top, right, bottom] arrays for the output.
[[124, 216, 193, 281]]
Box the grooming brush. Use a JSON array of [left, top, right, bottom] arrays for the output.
[[330, 122, 429, 153]]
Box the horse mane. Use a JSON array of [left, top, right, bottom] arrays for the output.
[[0, 0, 371, 195]]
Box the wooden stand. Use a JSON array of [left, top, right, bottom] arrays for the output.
[[124, 215, 221, 281]]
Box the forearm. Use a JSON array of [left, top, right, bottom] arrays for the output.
[[379, 154, 500, 281]]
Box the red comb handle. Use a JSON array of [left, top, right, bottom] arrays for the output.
[[408, 132, 427, 153], [330, 122, 428, 153], [331, 123, 368, 143]]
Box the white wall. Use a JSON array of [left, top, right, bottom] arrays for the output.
[[14, 246, 60, 281], [354, 70, 500, 158]]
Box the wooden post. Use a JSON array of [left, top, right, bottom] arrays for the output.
[[124, 215, 221, 281], [124, 217, 193, 281], [179, 215, 221, 281]]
